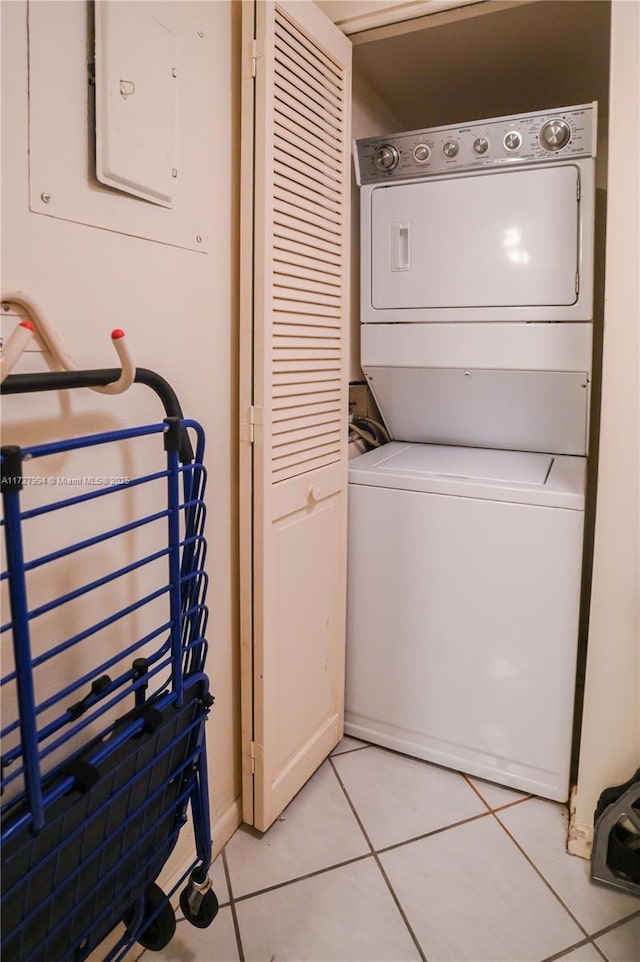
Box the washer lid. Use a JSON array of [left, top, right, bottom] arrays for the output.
[[348, 442, 586, 509], [372, 443, 553, 485]]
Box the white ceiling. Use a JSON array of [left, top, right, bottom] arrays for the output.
[[339, 0, 611, 131]]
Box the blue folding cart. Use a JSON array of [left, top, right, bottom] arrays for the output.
[[1, 368, 218, 961]]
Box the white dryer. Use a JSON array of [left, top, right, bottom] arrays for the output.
[[345, 104, 597, 801], [355, 102, 597, 325]]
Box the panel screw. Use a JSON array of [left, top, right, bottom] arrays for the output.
[[197, 30, 204, 38], [196, 235, 202, 243], [172, 168, 178, 178], [40, 192, 51, 204], [172, 67, 177, 78], [2, 302, 10, 311]]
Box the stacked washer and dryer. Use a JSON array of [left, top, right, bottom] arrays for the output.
[[345, 103, 597, 802]]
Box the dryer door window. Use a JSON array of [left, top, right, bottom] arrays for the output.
[[370, 165, 580, 311]]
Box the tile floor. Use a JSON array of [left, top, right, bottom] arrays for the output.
[[147, 738, 639, 962]]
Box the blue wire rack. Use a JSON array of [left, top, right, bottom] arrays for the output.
[[1, 369, 218, 962]]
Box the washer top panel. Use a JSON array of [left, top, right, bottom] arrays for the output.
[[357, 443, 553, 485], [354, 102, 597, 185], [348, 442, 586, 509]]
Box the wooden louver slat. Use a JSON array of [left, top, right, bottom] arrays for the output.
[[274, 272, 341, 294], [273, 248, 342, 277], [274, 198, 341, 238], [275, 42, 342, 110], [273, 385, 341, 406], [273, 215, 343, 252], [275, 110, 341, 165], [272, 398, 341, 423], [274, 85, 342, 146], [274, 153, 342, 200], [273, 179, 341, 221], [269, 10, 345, 484], [275, 68, 341, 134], [273, 224, 341, 262], [274, 17, 343, 89]]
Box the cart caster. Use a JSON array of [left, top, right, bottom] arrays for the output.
[[180, 868, 219, 929], [125, 882, 176, 951]]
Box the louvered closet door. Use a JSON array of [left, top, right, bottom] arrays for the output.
[[240, 0, 351, 831]]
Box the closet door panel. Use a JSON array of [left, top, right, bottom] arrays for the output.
[[240, 0, 351, 831]]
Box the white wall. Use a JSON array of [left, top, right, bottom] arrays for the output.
[[1, 0, 243, 905], [571, 0, 640, 853]]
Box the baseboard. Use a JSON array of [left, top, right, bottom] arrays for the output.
[[568, 819, 594, 858], [212, 794, 243, 858], [568, 786, 594, 859]]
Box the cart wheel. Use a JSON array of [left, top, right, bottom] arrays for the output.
[[180, 883, 219, 929], [126, 882, 176, 951]]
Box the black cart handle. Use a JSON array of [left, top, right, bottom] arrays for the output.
[[1, 368, 194, 463]]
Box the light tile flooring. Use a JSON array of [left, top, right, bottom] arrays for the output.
[[148, 738, 639, 962]]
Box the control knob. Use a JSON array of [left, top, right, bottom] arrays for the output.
[[503, 131, 522, 151], [473, 137, 490, 154], [373, 144, 400, 172], [540, 118, 571, 151], [443, 141, 459, 158], [413, 143, 431, 163]]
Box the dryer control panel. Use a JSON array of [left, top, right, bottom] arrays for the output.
[[354, 102, 597, 184]]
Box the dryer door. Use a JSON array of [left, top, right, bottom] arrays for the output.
[[369, 164, 580, 315]]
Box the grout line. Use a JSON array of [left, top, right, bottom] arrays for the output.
[[510, 907, 640, 962], [373, 856, 430, 962], [222, 848, 245, 962], [538, 936, 607, 962], [220, 761, 490, 906], [219, 804, 493, 909], [588, 907, 640, 942], [463, 773, 493, 811], [590, 941, 610, 962], [329, 756, 428, 962], [463, 772, 534, 814], [330, 742, 371, 758], [492, 795, 536, 813], [490, 809, 593, 941], [591, 906, 640, 933], [374, 809, 493, 857], [217, 757, 639, 962], [592, 943, 610, 962], [229, 850, 375, 904]]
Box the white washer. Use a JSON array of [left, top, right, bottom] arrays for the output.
[[345, 442, 586, 802]]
